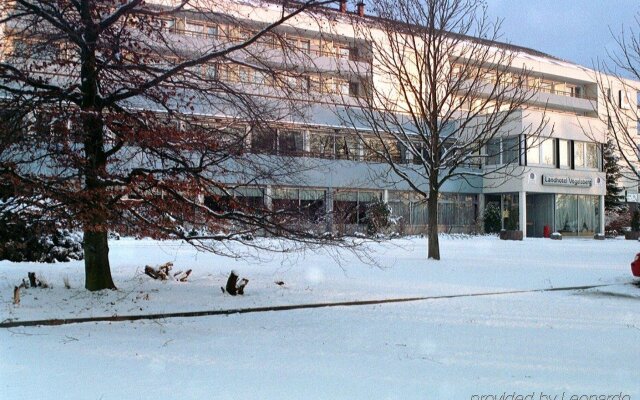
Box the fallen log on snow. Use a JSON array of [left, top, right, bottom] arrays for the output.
[[222, 270, 249, 296], [144, 262, 192, 282]]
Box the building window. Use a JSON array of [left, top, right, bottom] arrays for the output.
[[334, 190, 381, 226], [555, 194, 600, 235], [585, 142, 598, 169], [336, 46, 351, 59], [485, 139, 501, 165], [574, 141, 598, 170], [503, 137, 519, 165], [526, 137, 554, 166], [349, 82, 360, 97], [540, 138, 555, 165], [278, 130, 304, 156], [251, 128, 277, 154], [486, 136, 519, 166], [335, 134, 360, 160], [207, 25, 219, 38], [558, 139, 570, 168], [574, 141, 585, 168], [309, 131, 334, 158], [526, 137, 539, 165], [185, 21, 206, 36], [363, 137, 401, 163]]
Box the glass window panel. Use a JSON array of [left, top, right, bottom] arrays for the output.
[[585, 143, 598, 169], [577, 195, 597, 235], [411, 201, 429, 226], [300, 189, 324, 201], [239, 67, 250, 82], [337, 46, 350, 59], [309, 132, 334, 158], [556, 194, 578, 233], [253, 71, 265, 85], [334, 191, 358, 224], [541, 138, 555, 165], [335, 135, 359, 160], [205, 64, 218, 79], [272, 188, 298, 200], [300, 40, 311, 53], [336, 79, 350, 95], [279, 130, 304, 156], [251, 128, 277, 154], [526, 137, 539, 164], [235, 187, 264, 197], [502, 137, 519, 165], [358, 191, 380, 203], [335, 191, 358, 202], [559, 139, 570, 167], [574, 142, 585, 168], [486, 139, 500, 165]]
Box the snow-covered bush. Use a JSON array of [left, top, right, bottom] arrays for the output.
[[0, 222, 83, 263], [0, 199, 83, 263]]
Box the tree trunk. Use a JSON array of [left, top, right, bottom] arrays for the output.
[[84, 230, 116, 291], [427, 188, 440, 260]]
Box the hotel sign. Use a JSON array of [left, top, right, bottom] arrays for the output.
[[542, 175, 593, 188]]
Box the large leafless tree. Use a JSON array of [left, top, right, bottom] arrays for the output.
[[342, 0, 546, 259], [597, 18, 640, 186], [0, 0, 341, 290]]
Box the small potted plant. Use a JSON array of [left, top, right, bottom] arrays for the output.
[[499, 206, 523, 241]]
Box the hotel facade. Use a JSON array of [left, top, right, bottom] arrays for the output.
[[3, 0, 639, 238]]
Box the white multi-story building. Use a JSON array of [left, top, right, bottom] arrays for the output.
[[3, 0, 638, 237]]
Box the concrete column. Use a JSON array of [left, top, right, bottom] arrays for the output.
[[383, 189, 389, 203], [519, 191, 527, 238], [325, 188, 334, 233], [599, 194, 605, 235], [303, 130, 311, 153], [264, 185, 273, 210], [478, 194, 485, 232]]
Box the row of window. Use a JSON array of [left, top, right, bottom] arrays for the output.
[[485, 136, 601, 170], [454, 64, 591, 100], [203, 186, 478, 229], [250, 129, 402, 162], [201, 63, 364, 97], [159, 18, 365, 62]]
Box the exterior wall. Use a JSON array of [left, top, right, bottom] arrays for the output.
[[5, 0, 639, 233]]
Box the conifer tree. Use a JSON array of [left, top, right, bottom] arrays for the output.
[[603, 138, 625, 212]]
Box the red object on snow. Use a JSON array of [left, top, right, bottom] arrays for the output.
[[543, 225, 551, 238], [632, 253, 640, 277]]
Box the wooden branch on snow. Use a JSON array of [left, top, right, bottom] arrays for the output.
[[144, 262, 191, 282], [13, 286, 20, 305], [13, 282, 27, 305]]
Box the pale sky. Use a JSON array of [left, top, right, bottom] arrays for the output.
[[484, 0, 640, 68]]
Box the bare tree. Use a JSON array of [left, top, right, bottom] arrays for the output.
[[596, 18, 640, 186], [0, 0, 344, 291], [341, 0, 546, 259]]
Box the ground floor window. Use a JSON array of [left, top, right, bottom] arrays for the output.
[[555, 194, 600, 235], [271, 187, 325, 223], [485, 193, 519, 230], [334, 190, 381, 225], [204, 186, 265, 213], [387, 191, 478, 231]]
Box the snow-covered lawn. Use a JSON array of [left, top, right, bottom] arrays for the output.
[[1, 236, 639, 399]]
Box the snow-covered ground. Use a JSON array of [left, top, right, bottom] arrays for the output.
[[1, 236, 639, 399]]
